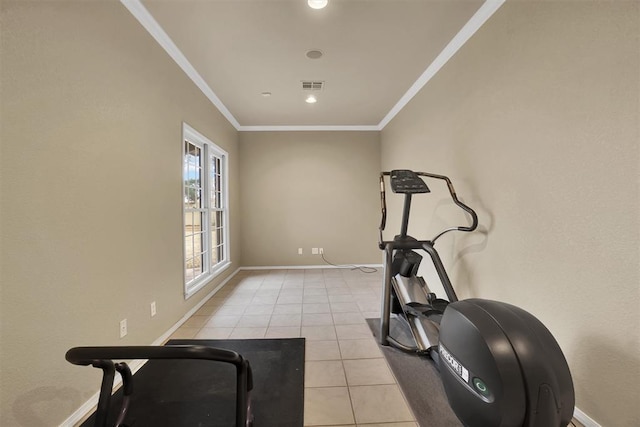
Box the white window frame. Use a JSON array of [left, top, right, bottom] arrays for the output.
[[182, 123, 230, 299]]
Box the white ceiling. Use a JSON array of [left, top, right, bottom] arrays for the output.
[[128, 0, 502, 130]]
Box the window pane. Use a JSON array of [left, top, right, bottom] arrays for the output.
[[186, 142, 197, 157], [185, 264, 195, 283], [194, 221, 203, 255], [211, 244, 219, 265], [195, 186, 202, 208], [185, 210, 206, 279], [217, 245, 224, 264], [188, 145, 201, 166], [210, 228, 217, 249], [197, 254, 204, 276], [184, 212, 194, 233], [210, 156, 220, 209], [217, 226, 224, 246], [184, 235, 194, 260], [193, 211, 202, 232], [216, 174, 221, 207], [188, 262, 201, 280], [216, 211, 223, 230], [185, 143, 203, 209]]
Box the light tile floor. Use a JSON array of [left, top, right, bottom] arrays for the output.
[[169, 267, 419, 427]]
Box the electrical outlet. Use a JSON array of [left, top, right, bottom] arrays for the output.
[[298, 248, 303, 255], [150, 301, 157, 317], [319, 248, 324, 254], [312, 248, 319, 255], [119, 319, 127, 338]]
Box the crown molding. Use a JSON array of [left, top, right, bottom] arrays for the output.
[[121, 0, 505, 131], [377, 0, 505, 129], [120, 0, 241, 129], [238, 125, 380, 132]]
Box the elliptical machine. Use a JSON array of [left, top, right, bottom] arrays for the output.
[[378, 170, 575, 427]]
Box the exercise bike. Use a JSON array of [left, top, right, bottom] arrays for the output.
[[378, 169, 574, 427]]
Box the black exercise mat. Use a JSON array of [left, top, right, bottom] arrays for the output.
[[366, 318, 462, 427], [81, 338, 305, 427]]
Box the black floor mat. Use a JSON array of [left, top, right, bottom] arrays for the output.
[[366, 318, 462, 427], [81, 338, 305, 427]]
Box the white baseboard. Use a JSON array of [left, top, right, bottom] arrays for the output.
[[153, 267, 242, 345], [573, 407, 602, 427], [59, 267, 242, 427]]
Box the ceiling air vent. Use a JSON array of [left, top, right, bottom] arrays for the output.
[[302, 81, 324, 91]]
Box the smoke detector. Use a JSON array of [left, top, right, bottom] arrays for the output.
[[306, 50, 323, 60]]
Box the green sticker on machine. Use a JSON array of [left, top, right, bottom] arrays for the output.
[[473, 378, 490, 396]]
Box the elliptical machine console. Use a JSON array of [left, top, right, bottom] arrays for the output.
[[378, 169, 575, 427]]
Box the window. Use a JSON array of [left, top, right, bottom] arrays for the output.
[[183, 123, 230, 298]]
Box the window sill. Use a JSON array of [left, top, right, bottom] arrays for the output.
[[184, 261, 232, 300]]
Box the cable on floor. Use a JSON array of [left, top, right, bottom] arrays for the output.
[[320, 252, 378, 274]]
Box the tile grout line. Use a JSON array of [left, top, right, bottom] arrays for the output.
[[184, 269, 407, 426]]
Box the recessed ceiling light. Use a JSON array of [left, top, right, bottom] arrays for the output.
[[261, 92, 272, 97], [306, 50, 323, 60], [305, 94, 317, 104], [307, 0, 328, 10]]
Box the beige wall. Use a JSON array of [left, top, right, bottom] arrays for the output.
[[381, 1, 639, 426], [238, 131, 381, 267], [0, 1, 240, 425], [2, 0, 638, 426]]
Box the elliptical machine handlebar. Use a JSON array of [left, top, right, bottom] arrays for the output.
[[378, 170, 478, 249], [417, 171, 478, 241], [379, 172, 389, 242]]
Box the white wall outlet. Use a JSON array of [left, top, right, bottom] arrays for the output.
[[298, 248, 303, 255], [312, 248, 319, 255], [319, 248, 324, 254], [150, 301, 157, 317], [119, 319, 127, 338]]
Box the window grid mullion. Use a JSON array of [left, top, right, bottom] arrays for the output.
[[201, 145, 210, 276]]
